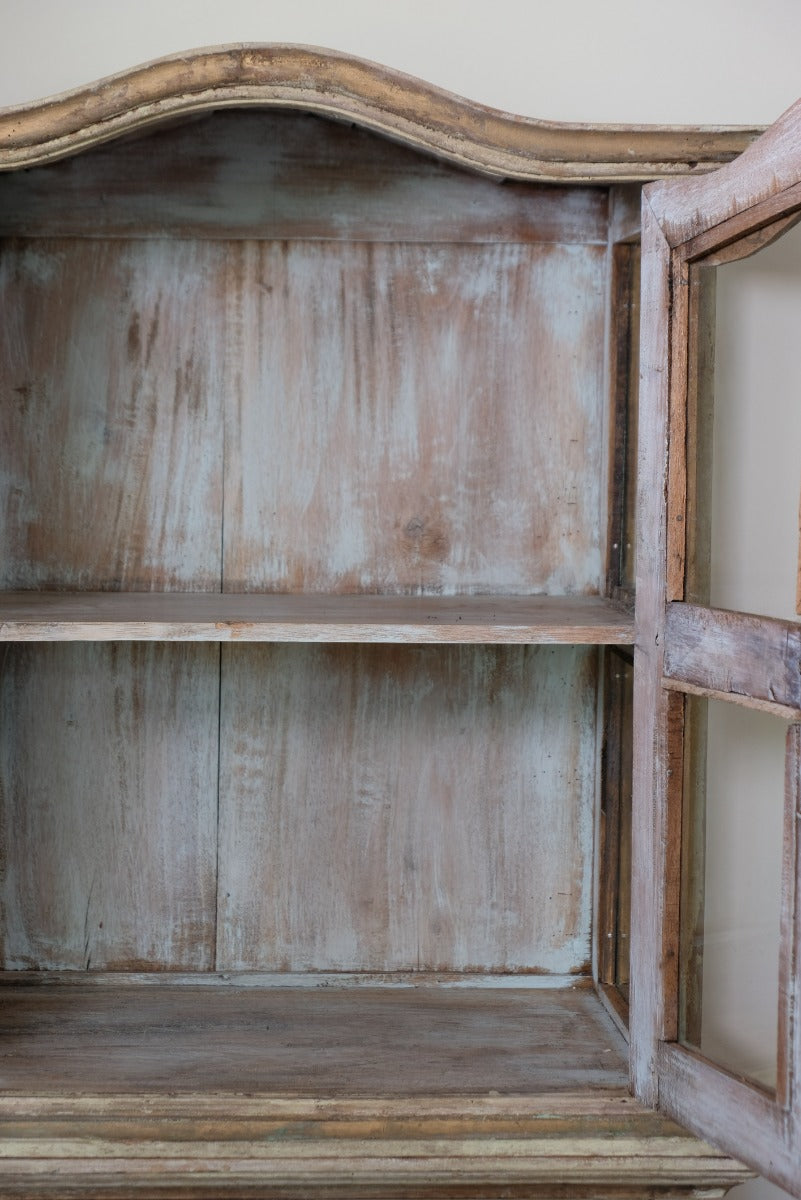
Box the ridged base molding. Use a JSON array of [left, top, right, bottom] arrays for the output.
[[0, 1092, 752, 1199]]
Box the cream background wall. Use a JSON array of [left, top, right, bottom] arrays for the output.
[[0, 3, 798, 1198], [0, 0, 800, 123]]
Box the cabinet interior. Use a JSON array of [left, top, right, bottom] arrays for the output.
[[0, 109, 638, 1096]]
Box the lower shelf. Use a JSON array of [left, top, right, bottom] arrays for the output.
[[0, 980, 626, 1095], [0, 980, 752, 1197]]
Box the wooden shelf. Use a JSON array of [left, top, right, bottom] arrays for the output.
[[0, 980, 751, 1198], [0, 592, 634, 644], [0, 980, 626, 1096]]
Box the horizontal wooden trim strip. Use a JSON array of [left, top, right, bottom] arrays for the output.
[[0, 110, 610, 243], [663, 602, 801, 712], [0, 1089, 670, 1122], [0, 1158, 754, 1200], [0, 45, 760, 182], [657, 1042, 794, 1196], [0, 1091, 752, 1196], [0, 970, 590, 989], [662, 676, 801, 721], [0, 592, 635, 644]]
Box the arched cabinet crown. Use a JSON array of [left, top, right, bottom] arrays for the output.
[[0, 43, 759, 179]]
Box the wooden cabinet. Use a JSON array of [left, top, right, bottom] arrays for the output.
[[0, 45, 795, 1198]]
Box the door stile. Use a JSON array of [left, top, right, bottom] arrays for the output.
[[630, 194, 673, 1106], [778, 725, 800, 1112]]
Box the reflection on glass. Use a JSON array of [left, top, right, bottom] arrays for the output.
[[680, 696, 787, 1091], [690, 219, 801, 619]]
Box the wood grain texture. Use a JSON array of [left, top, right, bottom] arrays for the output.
[[683, 265, 716, 604], [777, 724, 800, 1108], [608, 185, 642, 245], [629, 195, 672, 1104], [700, 210, 801, 267], [605, 240, 639, 601], [0, 592, 634, 643], [680, 177, 801, 266], [0, 45, 759, 181], [0, 238, 224, 591], [657, 1043, 798, 1198], [223, 240, 607, 597], [0, 111, 609, 244], [218, 645, 596, 973], [646, 95, 801, 248], [679, 694, 708, 1051], [0, 984, 625, 1095], [598, 650, 634, 998], [0, 644, 219, 970], [665, 254, 690, 600], [663, 602, 801, 712], [790, 731, 801, 1128], [0, 982, 752, 1195], [0, 1090, 753, 1199]]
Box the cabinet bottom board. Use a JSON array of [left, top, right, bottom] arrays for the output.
[[0, 980, 627, 1096]]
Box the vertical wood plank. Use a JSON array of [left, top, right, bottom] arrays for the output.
[[778, 724, 801, 1111], [0, 238, 225, 591], [661, 689, 685, 1043], [630, 195, 672, 1103], [223, 241, 606, 596], [665, 256, 690, 603], [597, 648, 634, 997], [0, 644, 219, 970], [615, 654, 634, 996], [679, 694, 708, 1049], [217, 644, 597, 974], [684, 266, 716, 605], [605, 242, 640, 601], [667, 261, 714, 1049]]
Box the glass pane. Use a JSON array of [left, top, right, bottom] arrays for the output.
[[689, 218, 801, 618], [679, 696, 788, 1091]]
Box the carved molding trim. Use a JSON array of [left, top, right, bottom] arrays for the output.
[[0, 44, 761, 181]]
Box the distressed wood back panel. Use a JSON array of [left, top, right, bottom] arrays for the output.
[[0, 644, 219, 970], [223, 240, 607, 595], [0, 237, 225, 591], [1, 241, 606, 597], [0, 110, 608, 976], [217, 644, 596, 973], [0, 111, 609, 244]]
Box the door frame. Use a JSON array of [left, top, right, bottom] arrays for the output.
[[631, 97, 801, 1197]]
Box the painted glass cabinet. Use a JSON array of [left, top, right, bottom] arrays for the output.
[[0, 45, 797, 1198]]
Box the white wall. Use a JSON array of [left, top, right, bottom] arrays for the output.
[[0, 0, 800, 125], [1, 4, 797, 1198]]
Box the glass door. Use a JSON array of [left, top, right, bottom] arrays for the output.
[[632, 97, 801, 1198]]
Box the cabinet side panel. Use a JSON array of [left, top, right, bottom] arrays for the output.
[[0, 238, 225, 591], [0, 644, 219, 970], [217, 644, 596, 974], [223, 241, 606, 596]]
